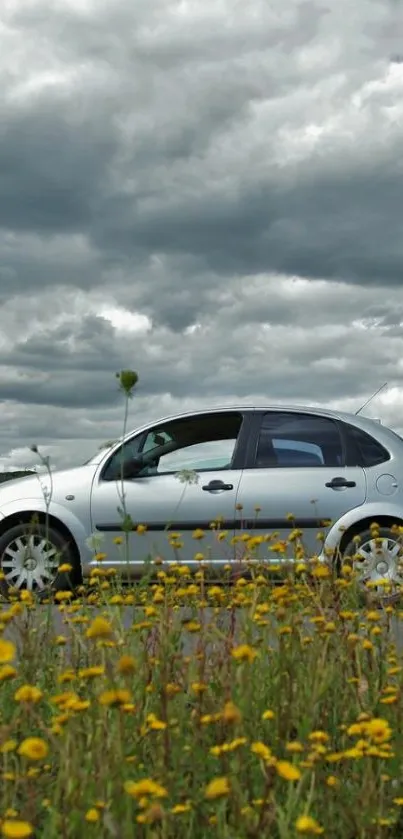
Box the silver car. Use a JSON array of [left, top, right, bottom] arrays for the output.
[[0, 404, 403, 595]]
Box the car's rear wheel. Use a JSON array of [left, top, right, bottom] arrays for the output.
[[0, 523, 78, 597], [342, 525, 403, 603]]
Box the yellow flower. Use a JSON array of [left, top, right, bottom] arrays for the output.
[[311, 565, 331, 579], [0, 740, 17, 754], [109, 595, 124, 605], [55, 590, 73, 601], [276, 761, 301, 781], [124, 779, 168, 799], [365, 718, 392, 744], [85, 809, 100, 823], [366, 610, 381, 622], [204, 777, 231, 800], [1, 821, 33, 838], [326, 775, 339, 787], [191, 682, 208, 694], [231, 644, 258, 663], [86, 617, 113, 639], [14, 685, 43, 704], [192, 528, 205, 539], [58, 563, 72, 573], [251, 742, 272, 762], [286, 742, 304, 753], [171, 803, 192, 814], [183, 621, 201, 632], [222, 701, 242, 724], [262, 709, 275, 720], [0, 665, 17, 681], [18, 737, 49, 761], [393, 798, 403, 805], [146, 713, 167, 731], [295, 815, 324, 834], [78, 666, 105, 679], [136, 524, 147, 534], [98, 689, 131, 707], [0, 639, 16, 664], [117, 655, 136, 675], [308, 731, 329, 744]]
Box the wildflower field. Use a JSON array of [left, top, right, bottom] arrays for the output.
[[1, 543, 403, 839]]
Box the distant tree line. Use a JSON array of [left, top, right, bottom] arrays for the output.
[[0, 471, 35, 483]]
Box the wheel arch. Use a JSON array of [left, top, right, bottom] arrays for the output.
[[338, 515, 403, 555], [0, 510, 83, 582]]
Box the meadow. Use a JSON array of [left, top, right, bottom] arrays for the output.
[[1, 547, 403, 839]]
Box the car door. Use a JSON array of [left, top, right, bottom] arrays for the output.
[[89, 410, 252, 574], [235, 410, 367, 561]]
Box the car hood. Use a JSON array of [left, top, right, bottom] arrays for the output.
[[0, 465, 96, 505]]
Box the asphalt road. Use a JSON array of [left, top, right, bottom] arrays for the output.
[[2, 606, 403, 658]]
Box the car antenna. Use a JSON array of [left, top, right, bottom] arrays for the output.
[[355, 382, 388, 416]]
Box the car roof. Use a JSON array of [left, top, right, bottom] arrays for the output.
[[126, 404, 391, 436]]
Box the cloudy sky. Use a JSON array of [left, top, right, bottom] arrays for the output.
[[1, 0, 403, 470]]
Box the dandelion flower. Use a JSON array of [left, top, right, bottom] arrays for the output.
[[14, 685, 43, 703], [276, 761, 301, 781], [86, 617, 113, 639], [1, 821, 34, 838], [0, 665, 17, 681], [98, 689, 131, 707], [0, 740, 17, 754], [204, 777, 231, 800], [231, 644, 258, 663], [85, 809, 100, 823], [78, 666, 105, 679], [18, 737, 49, 761], [171, 803, 192, 814], [124, 779, 168, 799], [251, 742, 272, 762], [117, 655, 136, 675], [295, 815, 324, 834], [0, 639, 16, 664], [222, 701, 242, 724], [365, 718, 392, 744]]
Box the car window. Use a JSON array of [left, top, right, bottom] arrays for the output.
[[273, 438, 324, 465], [255, 413, 343, 468], [103, 412, 243, 479], [150, 439, 236, 474], [346, 425, 390, 466]]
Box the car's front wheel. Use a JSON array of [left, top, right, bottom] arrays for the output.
[[0, 522, 78, 597], [342, 525, 403, 602]]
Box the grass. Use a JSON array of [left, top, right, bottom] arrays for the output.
[[1, 550, 403, 838]]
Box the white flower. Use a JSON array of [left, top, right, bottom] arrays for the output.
[[85, 532, 105, 551], [175, 469, 199, 485]]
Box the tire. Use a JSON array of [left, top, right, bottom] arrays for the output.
[[342, 525, 403, 605], [0, 522, 79, 598]]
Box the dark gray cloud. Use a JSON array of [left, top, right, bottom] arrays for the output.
[[1, 0, 403, 467]]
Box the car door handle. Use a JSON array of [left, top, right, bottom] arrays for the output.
[[202, 480, 234, 492], [325, 476, 356, 489]]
